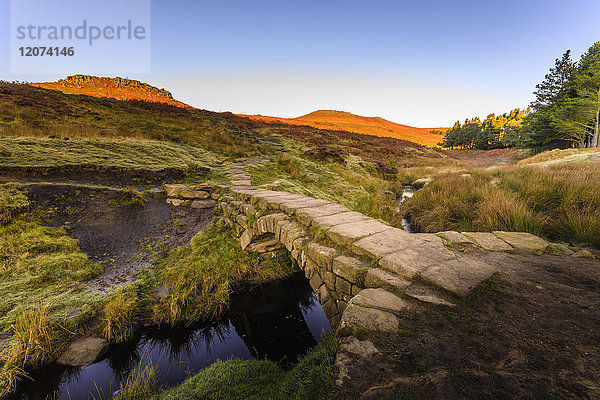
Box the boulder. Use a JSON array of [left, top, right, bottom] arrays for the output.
[[348, 288, 410, 313], [57, 337, 109, 367], [338, 304, 399, 336], [180, 189, 210, 200], [572, 250, 595, 258], [412, 177, 432, 189], [166, 198, 184, 207], [163, 184, 187, 198], [190, 199, 217, 209]]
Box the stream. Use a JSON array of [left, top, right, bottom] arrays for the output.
[[10, 273, 331, 400], [399, 185, 417, 233]]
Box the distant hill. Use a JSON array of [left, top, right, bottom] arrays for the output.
[[30, 75, 194, 109], [241, 110, 446, 147]]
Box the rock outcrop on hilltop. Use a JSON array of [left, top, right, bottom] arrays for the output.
[[30, 75, 194, 109]]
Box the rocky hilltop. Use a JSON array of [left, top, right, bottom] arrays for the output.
[[31, 75, 194, 109]]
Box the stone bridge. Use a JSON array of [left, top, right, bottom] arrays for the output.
[[217, 161, 575, 389], [220, 163, 566, 329]]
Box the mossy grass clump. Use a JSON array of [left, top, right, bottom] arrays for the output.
[[0, 183, 30, 224], [152, 335, 338, 400], [147, 218, 296, 326]]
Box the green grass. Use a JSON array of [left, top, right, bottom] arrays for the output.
[[401, 161, 600, 248], [0, 185, 103, 395], [145, 218, 296, 326], [152, 336, 338, 400], [0, 183, 30, 224], [248, 140, 402, 225], [0, 137, 220, 173]]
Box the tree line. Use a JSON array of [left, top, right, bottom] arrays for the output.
[[439, 108, 528, 149], [439, 41, 600, 150]]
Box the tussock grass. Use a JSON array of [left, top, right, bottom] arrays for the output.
[[111, 359, 157, 400], [102, 291, 137, 343], [401, 161, 600, 248], [148, 219, 295, 326], [153, 336, 338, 400], [0, 304, 55, 393]]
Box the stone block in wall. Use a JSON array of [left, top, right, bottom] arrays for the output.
[[300, 250, 308, 269], [322, 298, 339, 319], [166, 198, 184, 207], [222, 203, 235, 217], [232, 200, 244, 210], [329, 313, 342, 329], [247, 235, 283, 253], [280, 222, 305, 251], [191, 199, 217, 209], [309, 270, 324, 292], [240, 203, 257, 217], [304, 258, 316, 279], [322, 271, 336, 291], [335, 277, 352, 297], [306, 243, 336, 269], [275, 219, 293, 240], [233, 223, 245, 237], [292, 236, 310, 253], [337, 299, 348, 315], [364, 268, 411, 291], [240, 229, 254, 250], [318, 285, 331, 303], [236, 214, 249, 227], [255, 213, 287, 235], [332, 256, 365, 284]]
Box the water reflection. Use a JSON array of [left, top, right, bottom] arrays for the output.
[[10, 273, 330, 400]]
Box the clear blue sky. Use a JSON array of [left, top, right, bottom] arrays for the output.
[[1, 0, 599, 126]]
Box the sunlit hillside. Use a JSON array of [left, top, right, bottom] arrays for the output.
[[241, 110, 446, 147]]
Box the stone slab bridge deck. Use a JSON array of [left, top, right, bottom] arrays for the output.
[[220, 161, 576, 387]]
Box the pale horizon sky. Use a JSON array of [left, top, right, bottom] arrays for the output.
[[1, 0, 599, 127]]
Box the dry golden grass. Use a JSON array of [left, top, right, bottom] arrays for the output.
[[103, 291, 137, 343]]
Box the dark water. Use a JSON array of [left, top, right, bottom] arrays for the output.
[[11, 273, 331, 400]]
